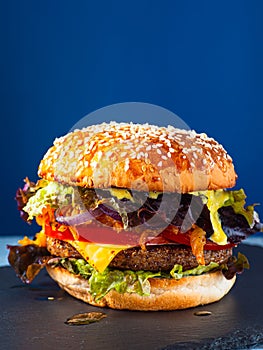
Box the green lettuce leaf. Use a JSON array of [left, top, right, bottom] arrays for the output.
[[59, 258, 93, 277], [170, 262, 219, 279], [222, 189, 255, 227], [23, 181, 74, 220], [89, 269, 161, 300], [54, 258, 160, 300]]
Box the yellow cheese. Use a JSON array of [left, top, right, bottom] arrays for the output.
[[109, 187, 162, 200], [202, 190, 229, 245], [68, 240, 127, 273], [209, 211, 228, 245], [109, 188, 133, 201], [67, 225, 129, 272], [149, 191, 162, 199]]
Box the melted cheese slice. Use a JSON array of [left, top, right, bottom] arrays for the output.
[[109, 188, 133, 201], [67, 240, 127, 273], [66, 226, 129, 272], [109, 187, 161, 200], [209, 211, 228, 245], [202, 190, 229, 245]]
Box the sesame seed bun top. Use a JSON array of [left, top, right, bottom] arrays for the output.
[[38, 122, 237, 192]]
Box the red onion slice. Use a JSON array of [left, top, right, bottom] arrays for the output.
[[55, 208, 95, 226]]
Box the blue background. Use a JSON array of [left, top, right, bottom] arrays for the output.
[[1, 0, 263, 236]]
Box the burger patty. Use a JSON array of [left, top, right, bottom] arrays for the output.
[[46, 236, 81, 258], [46, 236, 232, 272], [109, 245, 232, 271]]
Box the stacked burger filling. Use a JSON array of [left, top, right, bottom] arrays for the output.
[[8, 178, 260, 300]]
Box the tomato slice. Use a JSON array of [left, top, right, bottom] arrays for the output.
[[45, 222, 235, 250], [76, 223, 142, 246], [44, 222, 141, 246], [44, 224, 78, 241], [162, 229, 235, 250]]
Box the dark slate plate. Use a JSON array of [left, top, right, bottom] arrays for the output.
[[1, 244, 263, 350]]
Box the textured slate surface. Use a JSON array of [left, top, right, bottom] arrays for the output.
[[1, 244, 263, 350]]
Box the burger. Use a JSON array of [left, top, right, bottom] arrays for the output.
[[8, 122, 262, 311]]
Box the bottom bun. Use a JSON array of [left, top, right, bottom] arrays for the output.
[[46, 265, 236, 311]]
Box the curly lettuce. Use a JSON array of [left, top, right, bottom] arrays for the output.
[[23, 182, 74, 220], [51, 258, 160, 301], [170, 262, 219, 279]]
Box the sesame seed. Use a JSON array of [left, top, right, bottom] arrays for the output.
[[69, 151, 74, 159], [124, 159, 129, 172], [89, 140, 95, 150], [76, 139, 83, 146], [165, 139, 171, 148], [97, 150, 103, 160], [146, 145, 152, 151], [90, 160, 98, 168], [106, 151, 113, 157]]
